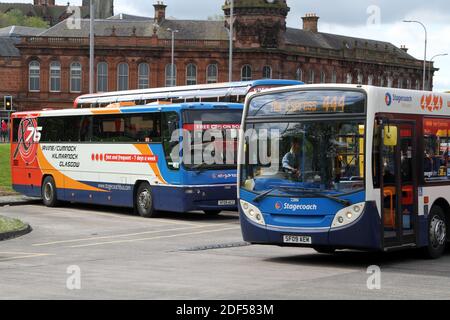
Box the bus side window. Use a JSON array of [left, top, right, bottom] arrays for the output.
[[162, 112, 180, 170]]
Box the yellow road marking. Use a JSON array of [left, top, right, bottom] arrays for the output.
[[69, 227, 239, 248], [33, 223, 235, 247]]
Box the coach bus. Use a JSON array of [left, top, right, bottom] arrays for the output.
[[238, 84, 450, 258], [11, 102, 245, 217], [74, 80, 302, 109]]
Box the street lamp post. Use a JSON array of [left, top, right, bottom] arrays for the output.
[[228, 0, 234, 83], [403, 20, 427, 91], [89, 0, 95, 94], [428, 53, 448, 91], [167, 28, 179, 87]]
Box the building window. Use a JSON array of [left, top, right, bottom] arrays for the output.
[[320, 71, 326, 83], [241, 65, 252, 81], [186, 63, 197, 86], [70, 62, 82, 93], [296, 68, 303, 81], [368, 75, 374, 86], [379, 76, 385, 87], [165, 63, 176, 87], [407, 79, 412, 89], [357, 73, 363, 85], [262, 66, 272, 79], [331, 70, 337, 83], [138, 63, 150, 89], [49, 61, 61, 92], [416, 79, 421, 90], [97, 62, 108, 93], [308, 70, 315, 84], [29, 60, 40, 92], [388, 76, 394, 88], [117, 63, 129, 91], [398, 78, 404, 89], [206, 64, 218, 84], [346, 73, 353, 84]]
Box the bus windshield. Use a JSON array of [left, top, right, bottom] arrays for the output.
[[242, 90, 366, 196], [183, 109, 242, 171]]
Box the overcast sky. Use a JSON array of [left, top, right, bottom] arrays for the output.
[[6, 0, 450, 91]]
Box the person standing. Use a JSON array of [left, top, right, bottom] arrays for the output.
[[1, 120, 7, 143]]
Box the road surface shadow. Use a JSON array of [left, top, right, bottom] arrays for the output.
[[60, 202, 239, 223], [265, 247, 450, 276]]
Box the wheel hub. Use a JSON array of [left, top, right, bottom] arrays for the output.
[[44, 183, 53, 201], [430, 216, 446, 248], [138, 189, 151, 210]]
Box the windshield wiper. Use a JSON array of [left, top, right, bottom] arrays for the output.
[[253, 186, 351, 207], [191, 163, 210, 173]]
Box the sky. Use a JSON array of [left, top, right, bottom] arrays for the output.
[[6, 0, 450, 92]]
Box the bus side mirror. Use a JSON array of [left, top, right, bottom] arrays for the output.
[[383, 126, 398, 146]]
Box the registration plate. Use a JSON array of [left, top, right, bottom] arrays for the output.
[[283, 235, 312, 245], [218, 200, 236, 206]]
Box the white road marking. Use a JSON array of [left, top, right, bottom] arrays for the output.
[[33, 223, 236, 247], [69, 227, 240, 248]]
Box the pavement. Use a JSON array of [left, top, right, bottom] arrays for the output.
[[0, 199, 449, 300]]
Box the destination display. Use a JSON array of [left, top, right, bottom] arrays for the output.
[[248, 90, 366, 116]]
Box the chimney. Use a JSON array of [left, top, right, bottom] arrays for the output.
[[302, 13, 319, 33], [153, 1, 167, 24], [400, 45, 409, 53]]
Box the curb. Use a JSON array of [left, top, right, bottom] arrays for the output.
[[0, 197, 41, 207], [0, 224, 32, 241]]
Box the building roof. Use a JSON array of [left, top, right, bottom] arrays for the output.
[[285, 28, 416, 60], [0, 25, 46, 37], [0, 37, 20, 57]]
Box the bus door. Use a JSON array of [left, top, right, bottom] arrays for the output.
[[380, 120, 418, 248]]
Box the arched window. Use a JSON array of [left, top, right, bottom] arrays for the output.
[[70, 62, 82, 93], [49, 61, 61, 92], [387, 76, 394, 88], [262, 66, 272, 79], [97, 62, 108, 93], [117, 63, 129, 91], [367, 75, 374, 86], [296, 68, 303, 81], [346, 73, 353, 84], [379, 76, 385, 87], [320, 71, 326, 83], [206, 64, 218, 84], [331, 70, 337, 83], [241, 65, 252, 81], [357, 73, 363, 85], [138, 63, 150, 89], [29, 60, 40, 92], [308, 70, 315, 84], [165, 63, 176, 87], [186, 63, 197, 86]]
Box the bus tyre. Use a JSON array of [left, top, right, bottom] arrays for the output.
[[313, 247, 336, 254], [204, 210, 221, 216], [135, 183, 157, 218], [423, 206, 447, 259], [42, 176, 58, 207]]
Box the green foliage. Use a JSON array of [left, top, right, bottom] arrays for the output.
[[0, 9, 49, 29], [0, 144, 12, 193]]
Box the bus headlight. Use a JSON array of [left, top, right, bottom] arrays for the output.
[[240, 200, 265, 226], [331, 202, 365, 229]]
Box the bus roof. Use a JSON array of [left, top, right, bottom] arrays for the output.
[[74, 79, 302, 107], [12, 102, 243, 119]]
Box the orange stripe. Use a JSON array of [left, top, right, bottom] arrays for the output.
[[91, 109, 121, 115], [134, 144, 167, 184], [37, 146, 107, 192]]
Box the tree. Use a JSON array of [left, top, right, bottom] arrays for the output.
[[0, 9, 49, 29]]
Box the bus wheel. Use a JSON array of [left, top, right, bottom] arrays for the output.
[[42, 176, 58, 207], [204, 210, 221, 216], [135, 183, 156, 218], [313, 247, 336, 254], [423, 206, 447, 259]]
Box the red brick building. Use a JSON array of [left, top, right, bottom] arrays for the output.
[[0, 0, 433, 112]]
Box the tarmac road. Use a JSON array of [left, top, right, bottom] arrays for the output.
[[0, 202, 449, 300]]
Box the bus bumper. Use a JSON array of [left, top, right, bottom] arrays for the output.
[[240, 201, 382, 251], [153, 185, 237, 213]]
